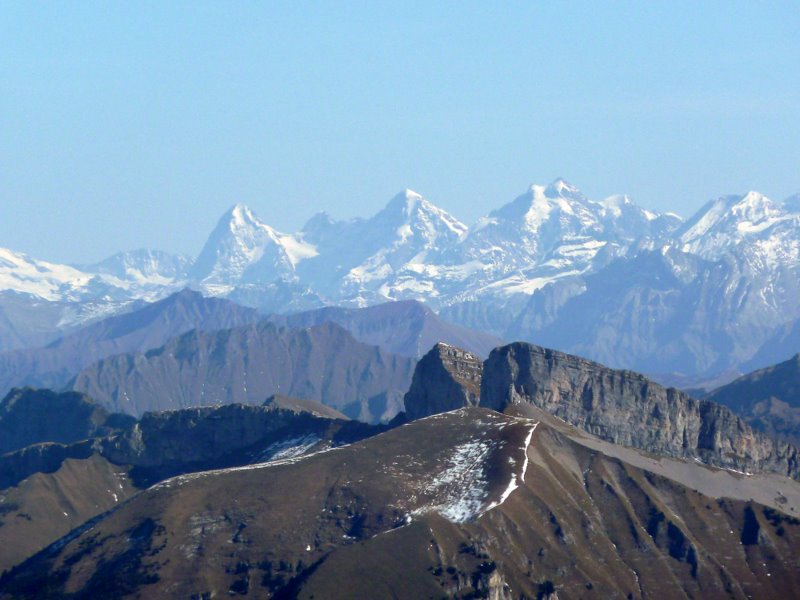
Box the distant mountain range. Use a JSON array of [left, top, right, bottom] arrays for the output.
[[1, 180, 798, 377]]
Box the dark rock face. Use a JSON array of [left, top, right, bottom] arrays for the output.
[[706, 353, 800, 444], [0, 440, 95, 489], [404, 343, 483, 421], [0, 388, 134, 455], [481, 342, 800, 479], [98, 400, 380, 486]]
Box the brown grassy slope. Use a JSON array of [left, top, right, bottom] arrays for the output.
[[2, 408, 800, 599], [0, 455, 137, 574]]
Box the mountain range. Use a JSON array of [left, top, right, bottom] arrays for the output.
[[1, 180, 798, 380], [2, 338, 800, 596]]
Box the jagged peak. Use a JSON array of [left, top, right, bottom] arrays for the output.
[[226, 203, 266, 229]]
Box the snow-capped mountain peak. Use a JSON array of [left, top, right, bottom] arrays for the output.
[[190, 203, 317, 293], [544, 177, 585, 200], [678, 191, 794, 260]]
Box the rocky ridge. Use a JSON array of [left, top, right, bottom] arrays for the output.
[[480, 342, 800, 479]]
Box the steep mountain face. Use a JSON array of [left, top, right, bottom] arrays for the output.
[[70, 321, 416, 422], [0, 388, 133, 456], [512, 241, 800, 375], [4, 408, 799, 599], [705, 354, 800, 445], [190, 204, 319, 297], [297, 189, 469, 304], [480, 342, 800, 479], [268, 299, 502, 358], [403, 343, 483, 420], [0, 289, 262, 396], [678, 191, 799, 262]]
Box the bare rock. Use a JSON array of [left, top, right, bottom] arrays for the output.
[[404, 343, 483, 421]]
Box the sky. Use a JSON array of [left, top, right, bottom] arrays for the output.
[[1, 2, 799, 264]]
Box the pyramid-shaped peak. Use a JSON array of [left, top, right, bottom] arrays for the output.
[[544, 178, 583, 198], [385, 189, 427, 213]]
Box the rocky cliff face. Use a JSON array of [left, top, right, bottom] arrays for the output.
[[481, 342, 800, 479], [403, 343, 483, 420]]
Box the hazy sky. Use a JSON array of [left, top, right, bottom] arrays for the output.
[[2, 2, 799, 263]]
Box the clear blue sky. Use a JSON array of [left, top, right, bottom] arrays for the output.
[[1, 2, 799, 263]]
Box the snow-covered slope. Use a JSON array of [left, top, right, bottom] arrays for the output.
[[678, 191, 800, 265], [0, 248, 97, 302]]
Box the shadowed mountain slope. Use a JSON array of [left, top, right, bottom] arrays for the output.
[[403, 342, 483, 421], [705, 354, 800, 444], [0, 388, 133, 456], [0, 289, 261, 396], [69, 321, 416, 422]]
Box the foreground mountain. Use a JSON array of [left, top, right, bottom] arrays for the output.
[[0, 289, 262, 396], [0, 395, 379, 573], [705, 354, 800, 445], [3, 408, 799, 598], [268, 299, 502, 358], [70, 321, 416, 421]]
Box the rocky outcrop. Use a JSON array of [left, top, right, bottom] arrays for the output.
[[0, 440, 94, 489], [481, 342, 800, 479], [98, 400, 382, 485], [404, 343, 483, 421]]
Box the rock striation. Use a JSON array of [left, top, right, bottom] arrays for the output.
[[403, 343, 483, 420], [481, 342, 800, 479]]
